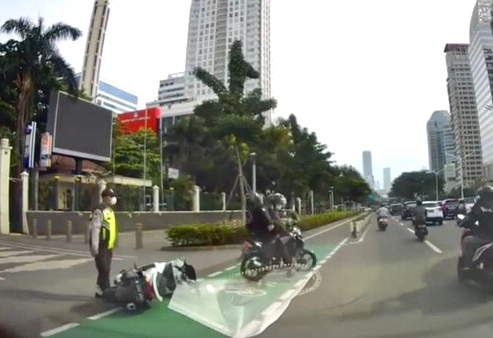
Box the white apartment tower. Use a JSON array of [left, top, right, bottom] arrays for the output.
[[444, 43, 483, 187], [79, 0, 110, 100], [184, 0, 272, 104], [469, 0, 493, 179]]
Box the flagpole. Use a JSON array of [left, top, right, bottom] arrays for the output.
[[143, 108, 148, 210]]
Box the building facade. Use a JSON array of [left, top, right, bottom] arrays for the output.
[[469, 0, 493, 179], [184, 0, 271, 100], [75, 73, 138, 115], [362, 150, 374, 189], [79, 0, 110, 100], [427, 110, 455, 173], [383, 167, 391, 193], [444, 43, 483, 187]]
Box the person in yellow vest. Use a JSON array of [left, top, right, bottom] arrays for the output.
[[89, 187, 119, 297]]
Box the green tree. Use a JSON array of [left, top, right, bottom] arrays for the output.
[[332, 165, 372, 204], [390, 170, 444, 200], [0, 16, 82, 173], [112, 129, 161, 185]]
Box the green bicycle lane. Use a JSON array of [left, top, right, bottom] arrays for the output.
[[43, 244, 338, 338]]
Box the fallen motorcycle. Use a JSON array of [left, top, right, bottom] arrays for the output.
[[102, 258, 197, 311]]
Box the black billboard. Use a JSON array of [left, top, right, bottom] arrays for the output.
[[46, 90, 113, 162]]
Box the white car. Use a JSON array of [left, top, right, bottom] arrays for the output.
[[422, 201, 444, 225]]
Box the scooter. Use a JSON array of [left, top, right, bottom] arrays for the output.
[[377, 217, 388, 231], [412, 218, 428, 241], [456, 214, 493, 294]]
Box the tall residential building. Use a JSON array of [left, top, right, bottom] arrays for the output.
[[444, 43, 483, 187], [183, 0, 272, 118], [79, 0, 110, 100], [469, 0, 493, 179], [75, 73, 138, 115], [426, 110, 455, 173], [383, 168, 391, 193], [147, 73, 189, 109], [362, 151, 374, 189]]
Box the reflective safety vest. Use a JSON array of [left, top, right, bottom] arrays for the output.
[[101, 207, 117, 249], [91, 205, 118, 249]]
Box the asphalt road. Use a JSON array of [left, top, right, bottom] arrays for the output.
[[2, 215, 493, 338], [259, 216, 493, 338]]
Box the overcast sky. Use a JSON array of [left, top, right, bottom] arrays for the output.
[[0, 0, 479, 186]]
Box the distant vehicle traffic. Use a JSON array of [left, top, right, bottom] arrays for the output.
[[441, 199, 459, 219], [401, 201, 417, 220], [422, 201, 444, 225], [389, 204, 403, 216]]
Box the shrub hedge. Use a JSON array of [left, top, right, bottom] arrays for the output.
[[166, 210, 361, 247]]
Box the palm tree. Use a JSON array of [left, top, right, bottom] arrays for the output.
[[0, 16, 82, 172], [192, 40, 277, 220]]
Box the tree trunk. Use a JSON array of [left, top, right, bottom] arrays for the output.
[[234, 145, 246, 225]]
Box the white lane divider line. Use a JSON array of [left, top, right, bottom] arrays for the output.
[[224, 265, 236, 271], [207, 270, 223, 278], [87, 308, 121, 320], [405, 228, 442, 254], [40, 323, 80, 337]]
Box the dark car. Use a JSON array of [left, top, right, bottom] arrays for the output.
[[389, 204, 403, 216], [441, 199, 459, 219], [401, 201, 417, 220]]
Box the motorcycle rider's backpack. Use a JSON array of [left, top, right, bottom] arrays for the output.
[[413, 206, 427, 225]]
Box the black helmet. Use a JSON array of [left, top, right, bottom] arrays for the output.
[[246, 192, 262, 208], [476, 185, 493, 208]]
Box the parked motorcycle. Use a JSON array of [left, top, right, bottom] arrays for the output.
[[456, 214, 493, 294], [102, 258, 197, 310], [240, 225, 317, 282], [377, 217, 388, 231]]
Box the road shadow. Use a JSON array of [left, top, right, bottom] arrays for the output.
[[338, 256, 492, 320]]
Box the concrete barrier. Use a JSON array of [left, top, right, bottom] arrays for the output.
[[351, 213, 372, 233], [26, 210, 243, 236]]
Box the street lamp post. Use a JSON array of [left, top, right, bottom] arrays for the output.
[[428, 168, 445, 201], [328, 186, 334, 211], [250, 152, 257, 193]]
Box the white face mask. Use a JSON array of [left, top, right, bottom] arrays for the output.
[[109, 197, 117, 206]]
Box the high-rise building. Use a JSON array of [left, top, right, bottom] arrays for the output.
[[469, 0, 493, 179], [79, 0, 110, 100], [362, 151, 374, 189], [444, 43, 483, 187], [383, 168, 391, 193], [75, 73, 138, 115], [182, 0, 272, 119], [427, 110, 455, 173], [147, 73, 189, 109]]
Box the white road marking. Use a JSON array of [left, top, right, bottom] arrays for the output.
[[0, 240, 129, 260], [0, 250, 33, 258], [224, 265, 236, 271], [305, 217, 359, 240], [40, 323, 80, 337], [88, 308, 121, 320], [0, 254, 60, 265], [207, 270, 223, 277], [0, 257, 93, 274], [405, 227, 442, 254], [346, 222, 371, 245]]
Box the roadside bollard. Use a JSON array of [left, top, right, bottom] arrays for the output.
[[135, 223, 143, 249], [32, 218, 38, 239], [66, 220, 72, 242], [351, 221, 357, 238], [46, 220, 52, 241], [84, 222, 90, 244]]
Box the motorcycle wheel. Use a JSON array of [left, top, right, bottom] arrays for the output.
[[296, 249, 317, 271], [240, 253, 268, 282]]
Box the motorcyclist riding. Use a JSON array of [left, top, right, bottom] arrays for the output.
[[245, 192, 292, 266], [412, 199, 427, 227], [376, 204, 390, 224], [458, 185, 493, 270]]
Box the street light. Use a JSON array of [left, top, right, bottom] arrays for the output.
[[249, 152, 257, 193], [328, 186, 334, 211], [428, 168, 445, 201]]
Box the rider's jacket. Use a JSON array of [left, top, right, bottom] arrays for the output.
[[461, 202, 493, 240]]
